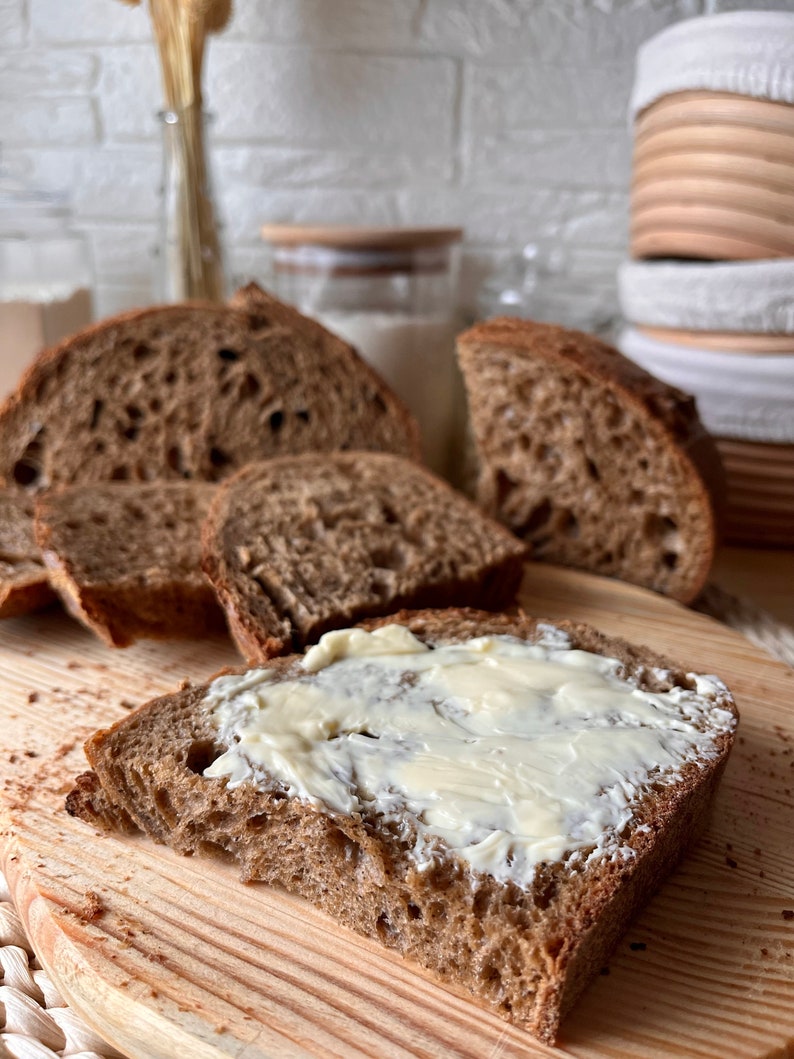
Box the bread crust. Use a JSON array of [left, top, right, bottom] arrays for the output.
[[66, 607, 737, 1044], [457, 318, 724, 604]]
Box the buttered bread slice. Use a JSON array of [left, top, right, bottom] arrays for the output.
[[67, 608, 737, 1044]]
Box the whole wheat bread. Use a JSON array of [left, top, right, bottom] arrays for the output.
[[0, 291, 419, 494], [34, 481, 224, 647], [457, 318, 722, 604], [200, 452, 528, 661], [67, 607, 737, 1044], [0, 490, 55, 618]]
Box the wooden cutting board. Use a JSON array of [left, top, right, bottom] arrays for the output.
[[1, 563, 793, 1059]]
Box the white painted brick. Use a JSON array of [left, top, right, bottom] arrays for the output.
[[206, 45, 457, 151], [96, 45, 161, 142], [0, 51, 97, 96], [227, 0, 422, 48], [214, 145, 454, 190], [94, 283, 156, 317], [465, 62, 634, 133], [0, 0, 25, 48], [69, 146, 161, 221], [417, 0, 701, 64], [0, 148, 82, 195], [466, 128, 631, 189], [222, 186, 402, 245], [29, 0, 151, 44], [85, 222, 157, 284], [0, 97, 98, 146], [400, 185, 629, 249], [704, 0, 794, 9]]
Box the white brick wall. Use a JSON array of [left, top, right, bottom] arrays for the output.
[[3, 0, 791, 323]]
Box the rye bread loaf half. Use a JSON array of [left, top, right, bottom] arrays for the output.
[[457, 317, 722, 604], [33, 481, 224, 648], [66, 607, 738, 1044], [0, 290, 420, 494], [200, 452, 528, 661], [0, 490, 55, 618]]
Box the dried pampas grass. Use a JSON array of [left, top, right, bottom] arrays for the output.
[[117, 0, 232, 301]]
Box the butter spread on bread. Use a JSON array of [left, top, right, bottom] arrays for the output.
[[204, 623, 736, 886]]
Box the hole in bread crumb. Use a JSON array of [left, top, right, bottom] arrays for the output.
[[90, 399, 103, 430], [517, 499, 552, 538], [12, 429, 47, 488], [197, 840, 233, 863], [406, 902, 422, 921], [373, 393, 387, 414], [209, 446, 231, 469], [240, 373, 260, 398], [662, 551, 679, 570], [247, 814, 269, 831], [558, 510, 579, 539], [154, 787, 176, 826], [269, 410, 284, 432], [586, 458, 600, 482], [295, 409, 311, 424], [110, 466, 130, 481], [217, 348, 239, 362], [133, 343, 153, 361], [376, 912, 395, 939], [185, 739, 218, 775], [12, 459, 41, 487], [126, 404, 143, 420], [122, 425, 139, 441], [167, 445, 186, 475]]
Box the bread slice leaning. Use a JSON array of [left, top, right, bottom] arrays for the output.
[[200, 451, 528, 661], [457, 317, 722, 603], [34, 481, 224, 647], [0, 490, 55, 618], [66, 607, 738, 1044], [0, 291, 420, 494]]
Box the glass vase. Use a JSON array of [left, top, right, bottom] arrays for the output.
[[156, 106, 226, 303]]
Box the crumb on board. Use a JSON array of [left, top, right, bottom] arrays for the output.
[[629, 941, 647, 951], [27, 691, 39, 703], [783, 910, 794, 921], [726, 856, 738, 869], [81, 890, 104, 921]]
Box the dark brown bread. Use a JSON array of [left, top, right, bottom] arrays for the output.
[[200, 452, 528, 661], [67, 607, 737, 1044], [457, 318, 722, 604], [0, 490, 55, 618], [0, 291, 420, 494], [34, 481, 224, 647]]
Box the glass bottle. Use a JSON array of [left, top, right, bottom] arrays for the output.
[[155, 107, 226, 303]]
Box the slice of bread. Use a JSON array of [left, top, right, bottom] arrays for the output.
[[0, 490, 55, 618], [0, 292, 420, 494], [200, 452, 528, 661], [66, 607, 738, 1044], [34, 481, 224, 647], [457, 317, 722, 604]]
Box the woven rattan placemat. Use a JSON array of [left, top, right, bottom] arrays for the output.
[[1, 589, 791, 1059]]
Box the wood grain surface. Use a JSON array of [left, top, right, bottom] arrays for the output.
[[1, 563, 793, 1059]]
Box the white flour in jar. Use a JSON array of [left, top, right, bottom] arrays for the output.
[[0, 282, 93, 399], [315, 310, 460, 475]]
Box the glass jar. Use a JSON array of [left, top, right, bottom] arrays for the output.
[[0, 180, 94, 399], [260, 225, 463, 477]]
